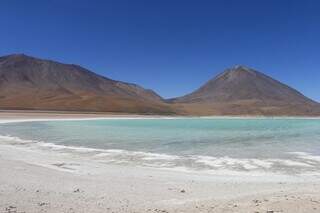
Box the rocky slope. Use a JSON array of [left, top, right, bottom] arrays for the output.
[[0, 54, 173, 114], [1, 55, 319, 116], [169, 66, 320, 116]]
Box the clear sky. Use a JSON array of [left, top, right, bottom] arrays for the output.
[[1, 0, 319, 101]]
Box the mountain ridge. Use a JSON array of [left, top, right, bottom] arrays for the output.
[[0, 54, 173, 114], [170, 65, 320, 115], [0, 54, 319, 116], [170, 65, 316, 103]]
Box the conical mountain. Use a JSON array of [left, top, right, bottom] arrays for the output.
[[170, 66, 320, 116], [0, 54, 173, 114]]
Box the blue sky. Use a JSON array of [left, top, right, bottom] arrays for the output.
[[1, 0, 319, 101]]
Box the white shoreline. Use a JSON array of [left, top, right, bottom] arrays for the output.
[[1, 115, 320, 125], [0, 116, 177, 124], [1, 112, 320, 212], [1, 140, 320, 212], [1, 133, 320, 181]]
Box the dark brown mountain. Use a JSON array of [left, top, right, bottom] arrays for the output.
[[0, 54, 174, 114], [1, 55, 319, 116], [169, 66, 320, 116]]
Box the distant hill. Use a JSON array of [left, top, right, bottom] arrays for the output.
[[0, 55, 319, 116], [169, 66, 320, 116], [0, 54, 173, 114]]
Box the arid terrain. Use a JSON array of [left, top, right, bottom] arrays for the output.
[[1, 54, 320, 116], [0, 54, 173, 114], [169, 65, 320, 116]]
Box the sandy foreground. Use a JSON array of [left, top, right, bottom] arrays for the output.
[[0, 111, 320, 213]]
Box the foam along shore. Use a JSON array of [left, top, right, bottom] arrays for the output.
[[1, 112, 320, 212]]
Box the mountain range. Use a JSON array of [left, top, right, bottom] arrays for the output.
[[0, 54, 319, 116]]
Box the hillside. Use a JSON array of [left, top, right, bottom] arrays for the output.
[[0, 54, 173, 114], [169, 66, 320, 116]]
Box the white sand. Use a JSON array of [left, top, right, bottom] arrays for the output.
[[0, 111, 320, 213]]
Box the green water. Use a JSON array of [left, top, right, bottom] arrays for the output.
[[1, 118, 320, 174]]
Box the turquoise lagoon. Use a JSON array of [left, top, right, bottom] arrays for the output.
[[1, 118, 320, 175]]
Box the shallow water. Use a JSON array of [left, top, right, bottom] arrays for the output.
[[1, 118, 320, 175]]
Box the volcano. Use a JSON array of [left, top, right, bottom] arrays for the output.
[[169, 65, 320, 116]]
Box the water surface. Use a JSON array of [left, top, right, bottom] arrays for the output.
[[1, 118, 320, 175]]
